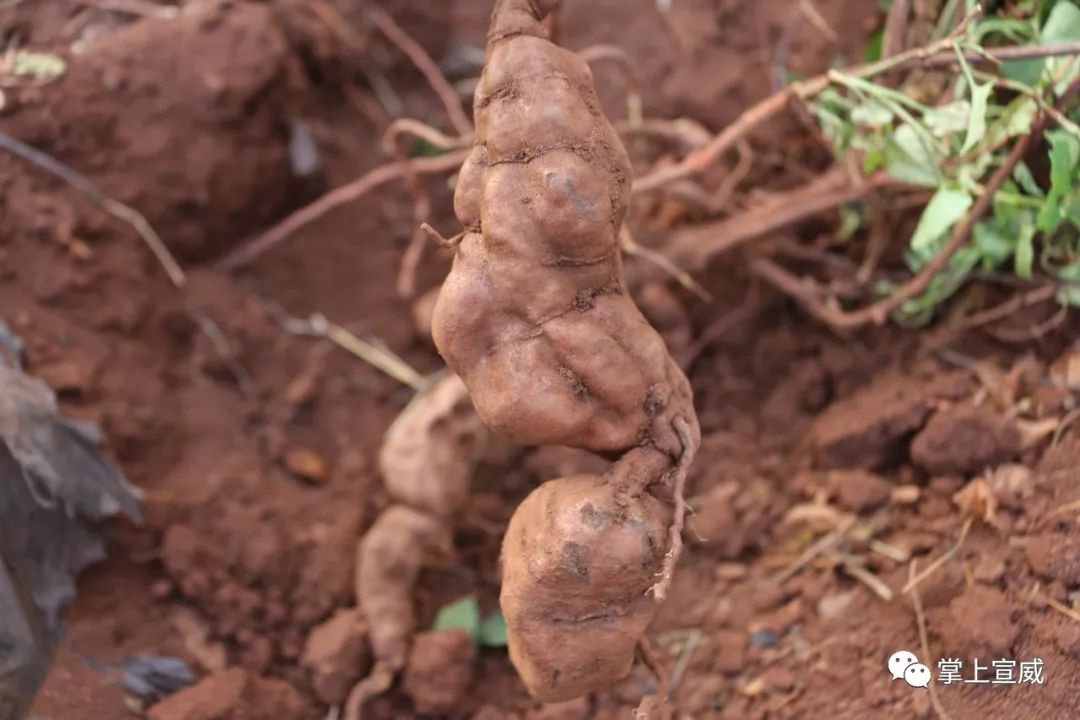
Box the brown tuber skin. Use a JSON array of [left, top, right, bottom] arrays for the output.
[[355, 506, 451, 675], [379, 373, 483, 516], [433, 0, 698, 460], [432, 0, 700, 703], [500, 450, 672, 701]]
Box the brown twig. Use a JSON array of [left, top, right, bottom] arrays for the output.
[[751, 121, 1043, 330], [62, 0, 178, 18], [633, 638, 671, 720], [902, 517, 973, 595], [380, 119, 472, 298], [771, 515, 857, 585], [952, 284, 1059, 332], [343, 662, 395, 720], [840, 557, 895, 601], [216, 149, 469, 271], [580, 44, 643, 124], [274, 310, 427, 391], [620, 226, 711, 301], [0, 130, 186, 287], [882, 0, 912, 59], [909, 560, 955, 720], [381, 117, 473, 157], [651, 168, 895, 282], [985, 303, 1069, 343], [369, 5, 472, 137], [615, 118, 713, 153], [1032, 586, 1080, 623], [710, 138, 754, 210]]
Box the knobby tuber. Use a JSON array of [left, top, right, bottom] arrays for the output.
[[431, 0, 700, 703]]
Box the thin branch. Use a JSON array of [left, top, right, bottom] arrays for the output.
[[620, 226, 711, 302], [841, 558, 895, 601], [62, 0, 179, 19], [379, 118, 472, 299], [381, 117, 472, 157], [216, 149, 469, 271], [369, 5, 473, 137], [771, 515, 857, 585], [647, 168, 895, 284], [902, 517, 973, 595], [0, 131, 186, 287], [952, 284, 1058, 332], [882, 0, 912, 59], [909, 560, 955, 720], [278, 311, 427, 391]]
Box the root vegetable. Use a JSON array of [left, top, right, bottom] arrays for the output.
[[432, 0, 698, 459], [430, 0, 701, 702], [500, 451, 672, 701], [379, 373, 483, 516], [355, 506, 451, 676]]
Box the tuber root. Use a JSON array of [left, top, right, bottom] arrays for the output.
[[432, 0, 698, 460], [500, 449, 672, 701], [355, 505, 452, 676], [379, 373, 484, 516], [431, 0, 701, 703]]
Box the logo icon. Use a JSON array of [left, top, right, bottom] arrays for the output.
[[904, 662, 932, 688], [888, 650, 920, 681]]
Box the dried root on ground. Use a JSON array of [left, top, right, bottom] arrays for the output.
[[431, 0, 700, 703], [347, 374, 483, 718]]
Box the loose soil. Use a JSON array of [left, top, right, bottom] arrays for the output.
[[2, 1, 1078, 719]]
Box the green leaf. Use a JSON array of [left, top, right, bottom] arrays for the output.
[[1038, 128, 1080, 232], [1043, 1, 1080, 91], [894, 246, 982, 326], [432, 597, 481, 638], [911, 186, 973, 251], [1013, 162, 1046, 197], [985, 96, 1039, 149], [864, 30, 884, 63], [924, 101, 971, 137], [1014, 217, 1036, 279], [884, 123, 942, 187], [960, 82, 993, 154], [477, 612, 508, 647], [974, 17, 1040, 44], [1004, 1, 1080, 87], [851, 99, 894, 127], [972, 219, 1013, 266], [1059, 284, 1080, 308]]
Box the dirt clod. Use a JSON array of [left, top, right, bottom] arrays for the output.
[[147, 668, 305, 720], [1025, 532, 1080, 587], [827, 469, 891, 512], [945, 586, 1018, 658], [810, 370, 967, 470], [300, 609, 370, 705], [2, 0, 303, 261], [911, 404, 1022, 476], [402, 630, 476, 716]]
